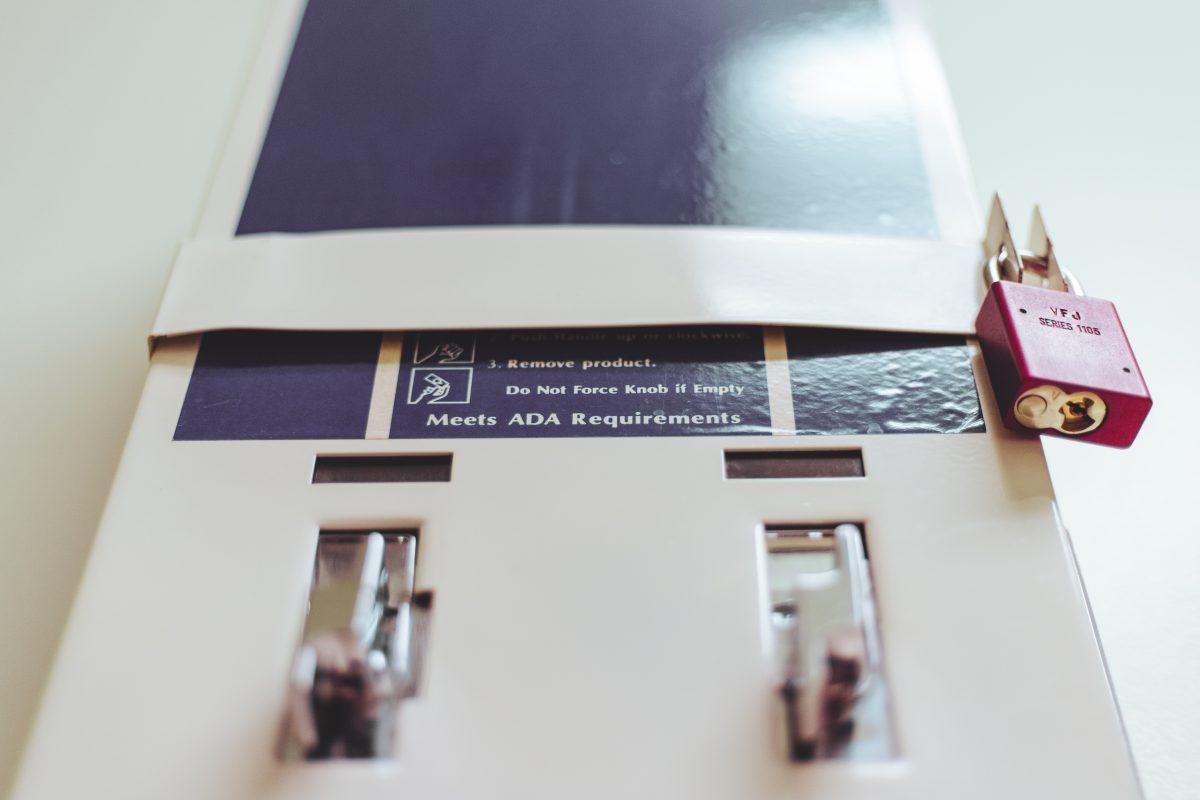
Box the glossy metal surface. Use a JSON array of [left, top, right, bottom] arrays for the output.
[[280, 531, 429, 761], [785, 329, 985, 435], [238, 0, 937, 236]]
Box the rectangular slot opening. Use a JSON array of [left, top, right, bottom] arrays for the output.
[[312, 454, 452, 484], [725, 449, 864, 480]]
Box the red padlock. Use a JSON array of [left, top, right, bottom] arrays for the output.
[[974, 197, 1151, 448]]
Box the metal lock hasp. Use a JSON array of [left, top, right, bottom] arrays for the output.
[[974, 196, 1151, 447]]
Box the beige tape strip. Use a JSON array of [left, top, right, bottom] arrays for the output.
[[762, 327, 796, 436], [365, 333, 404, 439]]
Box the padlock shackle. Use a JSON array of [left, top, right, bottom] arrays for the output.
[[983, 195, 1085, 296], [984, 249, 1085, 296]]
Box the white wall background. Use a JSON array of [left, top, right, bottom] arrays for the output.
[[0, 1, 274, 792], [0, 0, 1195, 796]]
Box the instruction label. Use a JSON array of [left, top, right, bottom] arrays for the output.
[[390, 327, 773, 438]]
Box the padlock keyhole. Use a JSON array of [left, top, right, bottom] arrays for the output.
[[1060, 397, 1098, 433]]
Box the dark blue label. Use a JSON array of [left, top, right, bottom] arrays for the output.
[[175, 330, 381, 441], [391, 328, 772, 438], [174, 327, 984, 441]]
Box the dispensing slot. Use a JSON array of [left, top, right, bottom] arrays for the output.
[[725, 450, 864, 479], [279, 529, 432, 761], [765, 523, 893, 761], [312, 454, 453, 483]]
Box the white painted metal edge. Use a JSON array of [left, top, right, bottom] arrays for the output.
[[193, 0, 307, 239], [151, 229, 984, 344], [882, 0, 982, 242]]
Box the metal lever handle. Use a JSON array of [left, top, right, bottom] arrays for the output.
[[280, 532, 432, 760], [772, 524, 882, 761]]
